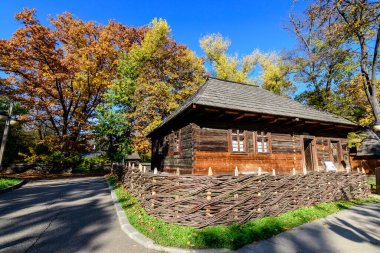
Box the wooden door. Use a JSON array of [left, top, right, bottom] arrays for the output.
[[330, 141, 342, 170], [304, 139, 315, 171]]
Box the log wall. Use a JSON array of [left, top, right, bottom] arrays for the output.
[[350, 156, 379, 174], [152, 124, 350, 175]]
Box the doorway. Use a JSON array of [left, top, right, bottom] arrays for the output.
[[303, 138, 315, 172], [330, 140, 342, 170]]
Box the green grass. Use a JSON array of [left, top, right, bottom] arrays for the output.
[[108, 176, 380, 250], [0, 178, 21, 189], [368, 179, 376, 187]]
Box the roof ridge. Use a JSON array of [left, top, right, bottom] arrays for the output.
[[209, 77, 259, 87]]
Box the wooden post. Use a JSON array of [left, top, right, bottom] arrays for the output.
[[143, 166, 146, 173], [234, 193, 238, 219], [362, 167, 365, 174], [131, 163, 135, 170], [154, 167, 158, 174], [176, 168, 180, 176], [128, 162, 131, 168], [292, 168, 296, 175], [272, 169, 276, 176], [208, 167, 213, 176], [138, 163, 142, 172], [376, 167, 380, 194], [206, 167, 212, 217], [258, 167, 262, 176], [151, 177, 156, 208], [357, 167, 360, 173], [234, 166, 239, 177]]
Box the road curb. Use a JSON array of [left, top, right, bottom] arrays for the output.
[[106, 179, 231, 253], [0, 179, 27, 194]]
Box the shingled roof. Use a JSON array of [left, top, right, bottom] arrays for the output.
[[151, 78, 356, 134], [356, 130, 380, 157]]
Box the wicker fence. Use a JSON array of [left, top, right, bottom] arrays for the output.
[[113, 164, 369, 228]]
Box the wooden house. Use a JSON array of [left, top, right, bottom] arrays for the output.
[[148, 78, 358, 175], [350, 130, 380, 174]]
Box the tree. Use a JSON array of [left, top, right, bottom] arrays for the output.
[[258, 52, 295, 96], [94, 89, 132, 162], [288, 4, 355, 111], [0, 8, 146, 158], [295, 0, 380, 127], [108, 19, 205, 154], [200, 33, 260, 83], [332, 0, 380, 127], [200, 33, 295, 95]]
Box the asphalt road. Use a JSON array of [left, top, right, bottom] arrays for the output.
[[0, 177, 155, 253]]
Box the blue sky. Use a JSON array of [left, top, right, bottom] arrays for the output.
[[0, 0, 306, 57]]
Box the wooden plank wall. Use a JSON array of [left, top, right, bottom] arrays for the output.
[[154, 124, 350, 175], [315, 137, 350, 171], [193, 126, 303, 175], [153, 124, 194, 174], [350, 156, 377, 174]]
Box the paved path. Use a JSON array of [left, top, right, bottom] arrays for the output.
[[0, 177, 155, 253], [237, 202, 380, 253]]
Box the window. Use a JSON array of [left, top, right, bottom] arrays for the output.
[[231, 130, 246, 152], [256, 131, 270, 153], [172, 130, 181, 153]]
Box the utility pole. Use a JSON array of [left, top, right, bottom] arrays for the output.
[[0, 102, 14, 170]]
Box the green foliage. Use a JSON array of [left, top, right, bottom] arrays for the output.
[[0, 178, 21, 189], [200, 33, 260, 84], [95, 88, 132, 162], [290, 0, 380, 126], [0, 97, 35, 165], [347, 132, 368, 149], [108, 18, 205, 154], [200, 34, 295, 96], [258, 52, 295, 96], [108, 175, 380, 250], [73, 156, 108, 173]]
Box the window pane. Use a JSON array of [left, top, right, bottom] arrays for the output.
[[232, 135, 239, 152], [239, 132, 244, 152], [263, 139, 268, 152], [257, 141, 263, 153], [239, 142, 244, 151]]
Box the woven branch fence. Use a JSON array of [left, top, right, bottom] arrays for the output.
[[113, 165, 369, 228]]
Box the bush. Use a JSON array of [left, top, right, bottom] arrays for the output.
[[73, 155, 109, 173]]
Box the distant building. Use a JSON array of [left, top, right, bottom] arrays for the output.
[[125, 151, 141, 166], [148, 78, 358, 175], [350, 130, 380, 174]]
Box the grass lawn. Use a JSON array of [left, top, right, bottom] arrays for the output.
[[0, 178, 22, 189], [108, 176, 380, 250]]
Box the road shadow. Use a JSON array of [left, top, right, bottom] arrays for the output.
[[0, 178, 117, 253]]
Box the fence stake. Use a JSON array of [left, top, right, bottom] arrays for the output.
[[258, 167, 262, 176], [143, 166, 146, 173], [234, 193, 238, 219], [272, 169, 276, 176], [292, 168, 296, 175], [208, 167, 213, 176], [357, 167, 360, 173], [176, 168, 180, 175], [234, 166, 239, 177], [138, 164, 142, 172]]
